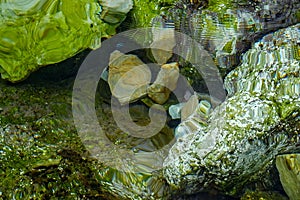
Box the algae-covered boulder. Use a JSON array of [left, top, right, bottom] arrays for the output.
[[163, 23, 300, 196], [276, 154, 300, 200], [121, 0, 175, 29], [0, 0, 132, 82]]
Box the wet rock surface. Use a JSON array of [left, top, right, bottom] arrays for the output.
[[0, 0, 132, 82], [1, 0, 300, 199], [148, 62, 180, 104], [163, 23, 300, 196], [276, 154, 300, 200]]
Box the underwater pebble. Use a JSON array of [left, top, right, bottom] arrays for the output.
[[108, 50, 151, 105], [181, 93, 199, 121], [148, 62, 179, 104], [150, 16, 176, 65], [169, 103, 185, 119]]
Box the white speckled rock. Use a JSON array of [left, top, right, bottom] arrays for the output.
[[163, 23, 300, 196]]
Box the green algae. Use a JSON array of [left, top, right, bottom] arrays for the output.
[[207, 0, 234, 12], [1, 1, 300, 199], [240, 190, 288, 200], [120, 0, 175, 29], [276, 154, 300, 200], [0, 75, 175, 199], [0, 80, 103, 199], [168, 0, 300, 82], [0, 0, 128, 82]]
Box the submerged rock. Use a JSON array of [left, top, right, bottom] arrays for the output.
[[148, 62, 179, 104], [108, 50, 151, 105], [120, 0, 175, 29], [169, 102, 185, 119], [276, 154, 300, 200], [108, 51, 180, 105], [181, 93, 199, 121], [2, 1, 300, 199], [174, 93, 212, 140], [163, 23, 300, 196], [168, 93, 212, 126], [150, 16, 176, 65], [99, 0, 133, 24], [0, 0, 132, 82], [90, 102, 175, 199]]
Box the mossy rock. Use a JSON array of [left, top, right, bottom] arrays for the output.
[[276, 154, 300, 200], [0, 0, 132, 82], [119, 0, 175, 30], [163, 23, 300, 196]]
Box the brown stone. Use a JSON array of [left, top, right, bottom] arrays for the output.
[[150, 28, 176, 65], [108, 50, 151, 105], [148, 62, 179, 104], [181, 93, 199, 121]]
